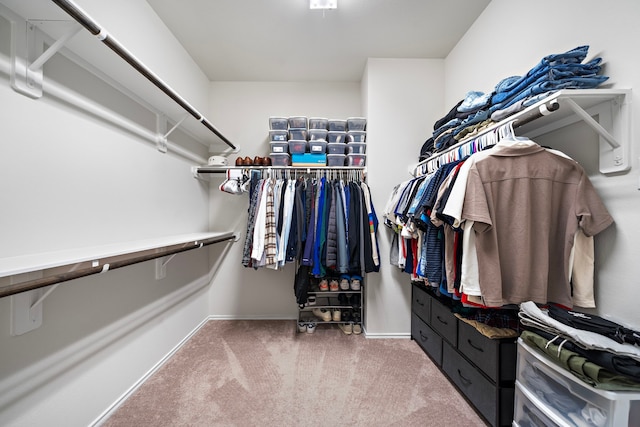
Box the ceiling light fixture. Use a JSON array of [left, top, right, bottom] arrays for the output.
[[310, 0, 337, 10]]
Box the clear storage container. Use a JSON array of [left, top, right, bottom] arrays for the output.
[[327, 154, 346, 167], [346, 117, 367, 131], [308, 117, 328, 130], [288, 129, 308, 141], [270, 142, 288, 154], [327, 142, 346, 154], [346, 131, 366, 142], [270, 153, 291, 166], [269, 116, 288, 130], [288, 140, 307, 154], [516, 339, 640, 427], [347, 142, 366, 154], [328, 119, 347, 132], [269, 130, 288, 141], [346, 153, 366, 166], [309, 129, 328, 141], [288, 116, 308, 129], [327, 131, 347, 143], [309, 140, 327, 154]]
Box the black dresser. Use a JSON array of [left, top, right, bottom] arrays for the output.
[[411, 282, 517, 427]]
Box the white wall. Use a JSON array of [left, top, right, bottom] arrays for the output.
[[0, 0, 218, 424], [362, 59, 444, 336], [444, 0, 640, 329], [207, 82, 362, 319]]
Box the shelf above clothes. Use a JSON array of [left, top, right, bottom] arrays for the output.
[[0, 232, 239, 299], [192, 165, 368, 180], [0, 0, 237, 159], [412, 89, 631, 176]]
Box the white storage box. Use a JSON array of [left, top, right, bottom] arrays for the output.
[[516, 339, 640, 427]]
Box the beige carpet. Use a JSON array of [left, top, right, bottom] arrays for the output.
[[102, 320, 487, 427]]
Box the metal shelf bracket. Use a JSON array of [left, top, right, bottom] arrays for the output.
[[10, 19, 81, 99]]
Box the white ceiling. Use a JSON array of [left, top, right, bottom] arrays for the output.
[[146, 0, 491, 82]]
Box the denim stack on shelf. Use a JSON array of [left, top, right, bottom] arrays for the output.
[[420, 45, 609, 161]]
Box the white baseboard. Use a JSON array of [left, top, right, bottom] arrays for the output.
[[90, 316, 211, 426], [207, 314, 297, 320], [364, 331, 411, 339]]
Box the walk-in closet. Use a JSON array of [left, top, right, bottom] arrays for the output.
[[2, 1, 640, 426]]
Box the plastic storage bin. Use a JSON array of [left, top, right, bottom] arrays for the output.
[[327, 131, 347, 143], [516, 339, 640, 427], [270, 142, 288, 154], [269, 130, 288, 141], [288, 129, 308, 141], [288, 116, 308, 129], [327, 154, 346, 166], [346, 131, 366, 142], [308, 117, 328, 130], [309, 140, 327, 154], [270, 153, 291, 166], [309, 129, 328, 141], [327, 142, 346, 154], [346, 153, 366, 166], [328, 119, 347, 132], [347, 117, 367, 131], [269, 116, 288, 130], [288, 140, 307, 154], [292, 153, 326, 166], [347, 142, 366, 154]]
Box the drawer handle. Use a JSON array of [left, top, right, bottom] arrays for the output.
[[436, 315, 448, 325], [457, 369, 473, 386], [415, 298, 425, 306], [419, 330, 429, 342], [467, 339, 484, 352]]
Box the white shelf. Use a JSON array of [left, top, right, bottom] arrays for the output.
[[0, 231, 238, 298], [414, 89, 632, 176]]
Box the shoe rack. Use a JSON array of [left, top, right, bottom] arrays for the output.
[[297, 276, 364, 335]]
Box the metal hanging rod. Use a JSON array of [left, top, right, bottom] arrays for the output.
[[50, 0, 236, 151], [0, 232, 239, 299]]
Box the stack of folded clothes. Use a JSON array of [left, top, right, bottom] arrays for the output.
[[419, 45, 609, 161]]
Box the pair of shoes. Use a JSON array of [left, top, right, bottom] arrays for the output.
[[339, 275, 350, 291], [332, 309, 341, 321], [235, 156, 272, 167], [329, 279, 339, 292], [350, 294, 361, 309], [338, 293, 348, 306], [352, 312, 362, 334], [312, 308, 332, 322], [307, 295, 316, 306], [319, 279, 329, 292], [350, 276, 362, 291], [219, 178, 243, 195], [298, 322, 307, 333], [339, 323, 353, 335]]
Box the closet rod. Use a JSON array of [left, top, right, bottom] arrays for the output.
[[195, 166, 368, 174], [0, 232, 238, 299], [50, 0, 237, 151]]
